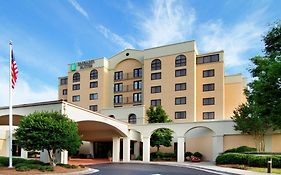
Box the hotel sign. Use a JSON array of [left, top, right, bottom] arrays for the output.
[[71, 60, 95, 71]]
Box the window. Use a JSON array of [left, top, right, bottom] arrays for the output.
[[151, 59, 161, 71], [89, 93, 98, 100], [134, 68, 142, 78], [151, 99, 161, 107], [89, 105, 98, 112], [133, 93, 142, 103], [203, 83, 215, 91], [114, 83, 123, 92], [203, 97, 215, 105], [12, 140, 21, 157], [114, 95, 123, 104], [128, 114, 137, 124], [90, 81, 98, 88], [175, 97, 186, 105], [175, 111, 186, 119], [196, 54, 219, 64], [203, 112, 215, 120], [60, 78, 68, 85], [134, 81, 142, 90], [114, 71, 123, 80], [175, 83, 186, 91], [62, 89, 67, 95], [72, 95, 80, 102], [72, 84, 80, 90], [151, 86, 161, 93], [151, 72, 161, 80], [203, 69, 215, 78], [73, 72, 80, 82], [90, 69, 98, 80], [175, 55, 186, 67], [175, 69, 186, 77]]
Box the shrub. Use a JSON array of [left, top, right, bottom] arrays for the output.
[[16, 165, 31, 171], [224, 146, 256, 153], [185, 152, 193, 158], [0, 163, 4, 167], [216, 153, 250, 165], [135, 155, 143, 160], [248, 155, 269, 167], [39, 165, 54, 172], [193, 152, 203, 159], [150, 152, 176, 161]]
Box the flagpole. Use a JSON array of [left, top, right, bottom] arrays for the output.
[[8, 41, 13, 168]]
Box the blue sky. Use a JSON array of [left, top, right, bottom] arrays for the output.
[[0, 0, 280, 106]]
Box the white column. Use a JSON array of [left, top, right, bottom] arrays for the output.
[[212, 135, 224, 161], [61, 150, 68, 164], [265, 135, 272, 152], [123, 137, 130, 162], [134, 141, 140, 158], [89, 142, 94, 158], [40, 150, 50, 163], [177, 137, 185, 162], [142, 137, 150, 162], [112, 137, 120, 162]]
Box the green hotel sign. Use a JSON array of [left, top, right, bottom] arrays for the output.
[[70, 60, 95, 71], [70, 63, 77, 71]]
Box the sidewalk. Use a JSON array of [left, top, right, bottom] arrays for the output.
[[127, 161, 279, 175]]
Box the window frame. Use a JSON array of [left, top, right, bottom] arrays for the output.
[[151, 99, 161, 107], [151, 59, 161, 71], [89, 105, 98, 112], [203, 112, 215, 120], [128, 114, 137, 124], [90, 81, 98, 88], [72, 84, 80, 90], [175, 111, 186, 119], [73, 72, 80, 83], [72, 95, 80, 102], [203, 83, 215, 92], [175, 83, 186, 91], [90, 69, 98, 80], [151, 86, 161, 93], [203, 69, 215, 78], [175, 97, 186, 105], [175, 69, 186, 77], [175, 55, 186, 67], [203, 97, 215, 105], [151, 72, 161, 80]]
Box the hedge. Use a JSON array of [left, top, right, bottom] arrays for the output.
[[216, 153, 281, 168], [224, 146, 257, 153]]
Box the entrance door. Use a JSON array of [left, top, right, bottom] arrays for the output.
[[94, 142, 112, 158]]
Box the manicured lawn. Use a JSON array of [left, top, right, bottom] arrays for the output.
[[247, 167, 281, 174]]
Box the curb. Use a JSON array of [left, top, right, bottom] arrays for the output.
[[39, 168, 99, 175]]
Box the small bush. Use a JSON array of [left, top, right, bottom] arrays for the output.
[[0, 163, 4, 167], [135, 155, 143, 160], [224, 146, 256, 153], [15, 165, 31, 171], [39, 165, 54, 172], [193, 152, 203, 159], [185, 152, 193, 158], [216, 153, 250, 165]]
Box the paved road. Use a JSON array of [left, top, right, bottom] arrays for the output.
[[89, 163, 234, 175]]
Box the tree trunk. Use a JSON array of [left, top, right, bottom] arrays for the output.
[[47, 149, 56, 166], [253, 134, 265, 152], [157, 145, 160, 152]]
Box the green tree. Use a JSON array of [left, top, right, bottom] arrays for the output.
[[15, 111, 82, 166], [146, 106, 173, 152]]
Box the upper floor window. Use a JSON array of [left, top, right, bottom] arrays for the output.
[[133, 93, 142, 103], [60, 78, 68, 85], [134, 80, 142, 90], [175, 111, 186, 119], [175, 55, 186, 67], [151, 86, 161, 93], [151, 72, 161, 80], [72, 84, 80, 91], [151, 59, 161, 71], [203, 97, 215, 105], [203, 69, 215, 78], [72, 95, 80, 102], [203, 83, 215, 92], [134, 68, 142, 78], [62, 89, 67, 95], [89, 105, 98, 112], [114, 95, 123, 104], [197, 54, 219, 64], [203, 112, 215, 120], [114, 71, 123, 80], [73, 73, 80, 83], [175, 83, 186, 91], [89, 93, 98, 100], [175, 69, 186, 77], [151, 99, 161, 107], [128, 114, 137, 124], [90, 81, 98, 88], [90, 69, 98, 80], [114, 83, 123, 92], [175, 97, 186, 105]]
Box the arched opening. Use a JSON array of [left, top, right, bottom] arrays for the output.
[[90, 69, 98, 80], [175, 54, 186, 67], [184, 126, 215, 161], [73, 72, 80, 82], [151, 59, 161, 71], [128, 114, 137, 124]]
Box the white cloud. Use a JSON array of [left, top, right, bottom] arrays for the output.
[[137, 0, 196, 48], [198, 10, 267, 68], [97, 25, 134, 49], [68, 0, 89, 19], [0, 65, 57, 106]]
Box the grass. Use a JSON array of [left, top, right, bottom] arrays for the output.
[[247, 167, 281, 174]]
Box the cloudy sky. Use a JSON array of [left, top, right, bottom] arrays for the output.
[[0, 0, 280, 106]]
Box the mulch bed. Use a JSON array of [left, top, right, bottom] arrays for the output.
[[0, 166, 87, 174]]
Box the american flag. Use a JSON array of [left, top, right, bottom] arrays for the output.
[[10, 43, 18, 89]]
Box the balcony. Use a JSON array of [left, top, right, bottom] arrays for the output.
[[114, 85, 142, 93], [114, 72, 142, 82], [114, 97, 142, 106]]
